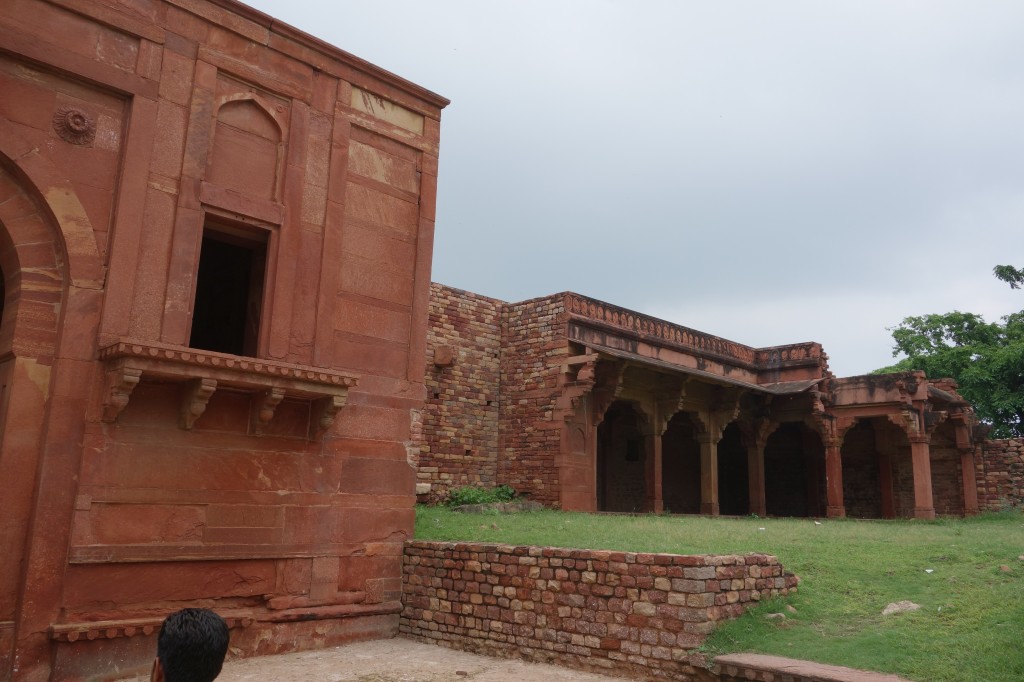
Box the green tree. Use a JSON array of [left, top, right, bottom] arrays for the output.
[[876, 269, 1024, 437], [993, 264, 1024, 289]]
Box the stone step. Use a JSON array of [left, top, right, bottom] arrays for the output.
[[713, 654, 913, 682]]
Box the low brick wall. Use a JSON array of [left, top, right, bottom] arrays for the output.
[[400, 541, 799, 681]]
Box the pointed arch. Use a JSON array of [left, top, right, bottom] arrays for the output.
[[0, 118, 103, 290]]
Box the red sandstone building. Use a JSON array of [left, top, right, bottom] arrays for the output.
[[0, 0, 445, 678], [420, 284, 1021, 519], [3, 1, 1023, 680]]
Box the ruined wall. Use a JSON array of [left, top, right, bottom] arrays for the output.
[[0, 1, 445, 678], [401, 541, 799, 682], [498, 294, 568, 506], [419, 283, 502, 500], [929, 424, 965, 516], [977, 438, 1024, 510]]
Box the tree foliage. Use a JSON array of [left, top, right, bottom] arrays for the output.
[[993, 264, 1024, 289], [876, 269, 1024, 438]]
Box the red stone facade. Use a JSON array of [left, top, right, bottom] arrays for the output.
[[0, 1, 446, 678], [421, 286, 986, 519], [401, 541, 798, 682]]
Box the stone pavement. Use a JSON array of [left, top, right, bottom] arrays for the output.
[[120, 637, 915, 682], [122, 636, 632, 681]]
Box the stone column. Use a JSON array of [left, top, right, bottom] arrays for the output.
[[824, 439, 846, 518], [960, 449, 980, 515], [746, 440, 766, 517], [698, 433, 719, 516], [644, 429, 663, 513], [910, 437, 936, 519]]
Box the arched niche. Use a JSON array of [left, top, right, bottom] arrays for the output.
[[207, 96, 283, 201]]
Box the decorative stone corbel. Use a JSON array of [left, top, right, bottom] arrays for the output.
[[887, 409, 920, 439], [102, 365, 142, 423], [309, 394, 347, 439], [654, 378, 688, 436], [180, 378, 217, 430], [250, 387, 286, 435], [592, 361, 626, 427], [740, 417, 780, 452]]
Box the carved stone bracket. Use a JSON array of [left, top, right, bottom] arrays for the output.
[[251, 387, 286, 435], [887, 409, 920, 439], [654, 379, 688, 436], [99, 339, 357, 439], [740, 417, 780, 452], [180, 378, 217, 430], [310, 395, 347, 440], [592, 361, 626, 427], [693, 388, 742, 443], [102, 365, 142, 423]]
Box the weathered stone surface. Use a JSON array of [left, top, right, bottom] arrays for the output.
[[0, 1, 447, 679]]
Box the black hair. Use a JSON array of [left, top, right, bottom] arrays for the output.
[[157, 608, 230, 682]]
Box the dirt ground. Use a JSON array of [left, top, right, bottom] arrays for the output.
[[124, 636, 632, 682]]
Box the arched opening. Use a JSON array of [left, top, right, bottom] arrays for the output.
[[662, 411, 701, 514], [718, 422, 748, 515], [0, 159, 69, 679], [765, 422, 825, 517], [596, 401, 647, 512], [841, 418, 911, 518]]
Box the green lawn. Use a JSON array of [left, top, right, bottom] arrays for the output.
[[414, 506, 1024, 682]]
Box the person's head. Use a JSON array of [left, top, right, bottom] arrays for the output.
[[151, 608, 230, 682]]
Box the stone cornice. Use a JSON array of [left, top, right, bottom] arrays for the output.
[[563, 293, 823, 371]]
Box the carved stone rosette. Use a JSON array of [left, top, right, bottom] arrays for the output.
[[52, 106, 97, 145]]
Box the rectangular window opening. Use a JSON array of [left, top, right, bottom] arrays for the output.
[[189, 222, 268, 357]]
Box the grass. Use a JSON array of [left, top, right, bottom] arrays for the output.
[[414, 506, 1024, 682]]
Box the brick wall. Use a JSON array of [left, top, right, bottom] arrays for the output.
[[498, 295, 568, 506], [977, 438, 1024, 510], [400, 541, 799, 681], [420, 284, 503, 500], [419, 287, 568, 505]]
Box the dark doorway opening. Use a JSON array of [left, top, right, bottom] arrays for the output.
[[596, 401, 647, 512], [718, 422, 748, 515], [662, 412, 701, 514], [765, 422, 825, 517], [189, 224, 268, 357]]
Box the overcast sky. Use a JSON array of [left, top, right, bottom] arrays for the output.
[[245, 1, 1024, 377]]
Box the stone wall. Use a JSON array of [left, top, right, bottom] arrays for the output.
[[977, 438, 1024, 510], [0, 0, 447, 678], [419, 284, 503, 500], [400, 541, 799, 682], [497, 295, 567, 506]]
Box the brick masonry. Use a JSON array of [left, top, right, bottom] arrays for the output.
[[400, 541, 799, 681], [420, 284, 503, 500], [977, 437, 1024, 510], [497, 294, 567, 506], [421, 285, 568, 505]]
